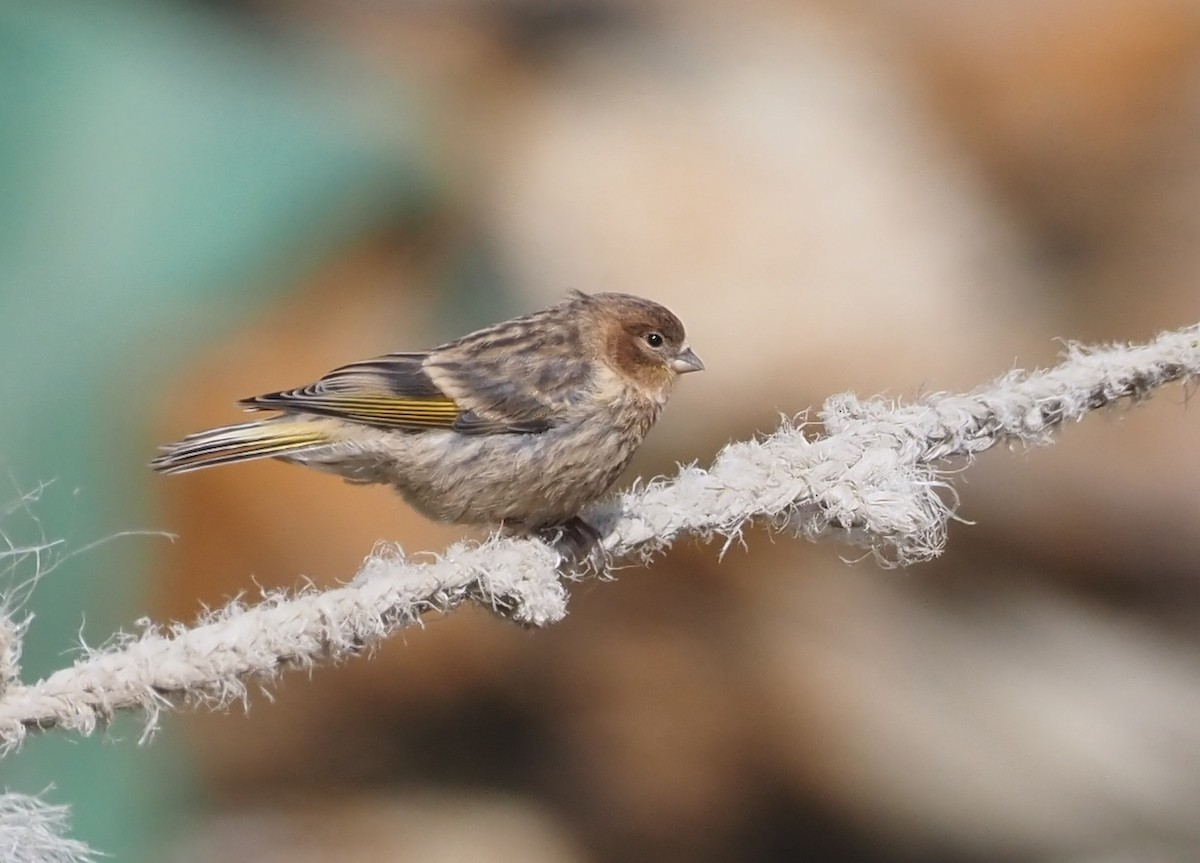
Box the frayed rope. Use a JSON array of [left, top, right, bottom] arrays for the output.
[[0, 322, 1195, 752], [0, 792, 96, 863]]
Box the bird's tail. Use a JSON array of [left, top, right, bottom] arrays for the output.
[[150, 418, 331, 475]]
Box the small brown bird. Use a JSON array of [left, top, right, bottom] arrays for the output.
[[152, 291, 703, 557]]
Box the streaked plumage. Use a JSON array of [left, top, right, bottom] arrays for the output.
[[152, 292, 702, 551]]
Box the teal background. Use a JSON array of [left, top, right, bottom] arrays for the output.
[[0, 2, 434, 858]]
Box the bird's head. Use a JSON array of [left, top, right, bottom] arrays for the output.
[[585, 292, 704, 399]]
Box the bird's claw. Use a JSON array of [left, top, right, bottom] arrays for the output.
[[537, 516, 607, 574]]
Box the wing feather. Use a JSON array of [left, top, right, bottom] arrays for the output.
[[423, 309, 592, 432], [239, 352, 552, 434]]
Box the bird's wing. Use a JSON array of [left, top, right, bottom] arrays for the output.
[[239, 352, 553, 434], [423, 327, 594, 434]]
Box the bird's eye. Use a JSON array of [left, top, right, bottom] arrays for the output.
[[644, 332, 664, 348]]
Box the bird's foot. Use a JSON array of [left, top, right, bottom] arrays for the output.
[[536, 516, 607, 574]]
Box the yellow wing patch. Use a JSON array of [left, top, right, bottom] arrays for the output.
[[284, 394, 461, 429]]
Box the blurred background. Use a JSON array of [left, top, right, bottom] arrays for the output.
[[2, 0, 1200, 860]]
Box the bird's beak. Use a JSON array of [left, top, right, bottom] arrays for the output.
[[671, 347, 705, 374]]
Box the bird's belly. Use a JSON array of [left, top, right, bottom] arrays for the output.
[[307, 421, 640, 528]]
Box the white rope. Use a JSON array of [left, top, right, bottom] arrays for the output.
[[0, 793, 96, 863], [0, 323, 1195, 754]]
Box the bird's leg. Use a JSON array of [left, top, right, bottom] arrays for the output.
[[535, 516, 606, 572]]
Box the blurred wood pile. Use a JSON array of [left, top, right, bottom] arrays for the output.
[[154, 2, 1200, 861]]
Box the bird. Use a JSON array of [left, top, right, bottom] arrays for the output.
[[151, 291, 703, 560]]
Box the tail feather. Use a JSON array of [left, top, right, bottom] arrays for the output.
[[151, 419, 331, 475]]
